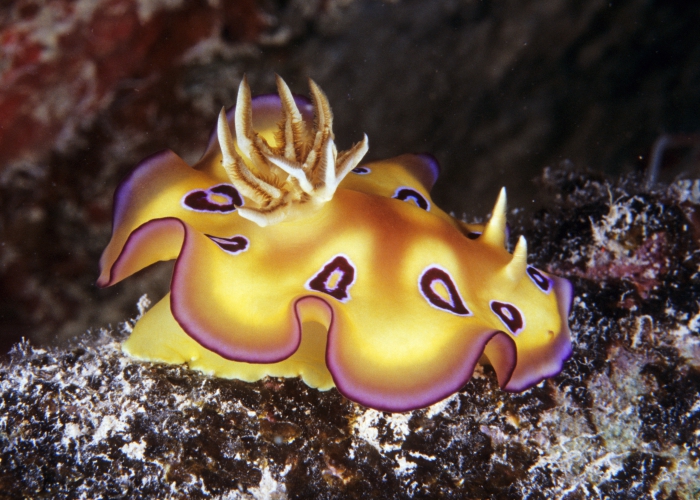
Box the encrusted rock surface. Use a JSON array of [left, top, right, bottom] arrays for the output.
[[1, 170, 699, 499]]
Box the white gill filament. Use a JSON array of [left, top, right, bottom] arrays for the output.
[[217, 109, 280, 204], [275, 75, 305, 162]]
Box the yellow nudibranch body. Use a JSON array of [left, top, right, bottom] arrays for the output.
[[98, 76, 573, 412]]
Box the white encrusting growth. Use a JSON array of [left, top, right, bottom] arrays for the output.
[[217, 75, 369, 227]]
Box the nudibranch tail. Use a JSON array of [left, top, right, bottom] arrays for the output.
[[216, 75, 369, 227]]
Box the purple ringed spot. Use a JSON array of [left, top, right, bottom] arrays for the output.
[[418, 266, 472, 316], [305, 255, 357, 303], [181, 184, 243, 213], [526, 266, 552, 294], [208, 235, 249, 255], [466, 231, 481, 240], [393, 187, 430, 211], [352, 166, 371, 175], [490, 300, 526, 336]]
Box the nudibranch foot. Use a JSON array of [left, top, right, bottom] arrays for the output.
[[124, 293, 335, 390], [99, 75, 573, 412]]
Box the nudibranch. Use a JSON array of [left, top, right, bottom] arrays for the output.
[[98, 75, 573, 412]]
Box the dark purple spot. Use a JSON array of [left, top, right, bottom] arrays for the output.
[[209, 235, 249, 255], [490, 301, 525, 335], [393, 187, 430, 211], [306, 255, 356, 302], [527, 266, 551, 293], [419, 267, 471, 316], [352, 166, 371, 174], [182, 184, 243, 213], [467, 231, 482, 240]]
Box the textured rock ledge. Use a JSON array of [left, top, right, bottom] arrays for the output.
[[1, 170, 699, 499]]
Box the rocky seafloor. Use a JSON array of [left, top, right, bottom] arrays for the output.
[[1, 168, 699, 499]]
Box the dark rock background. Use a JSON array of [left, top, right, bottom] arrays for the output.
[[1, 0, 700, 351]]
